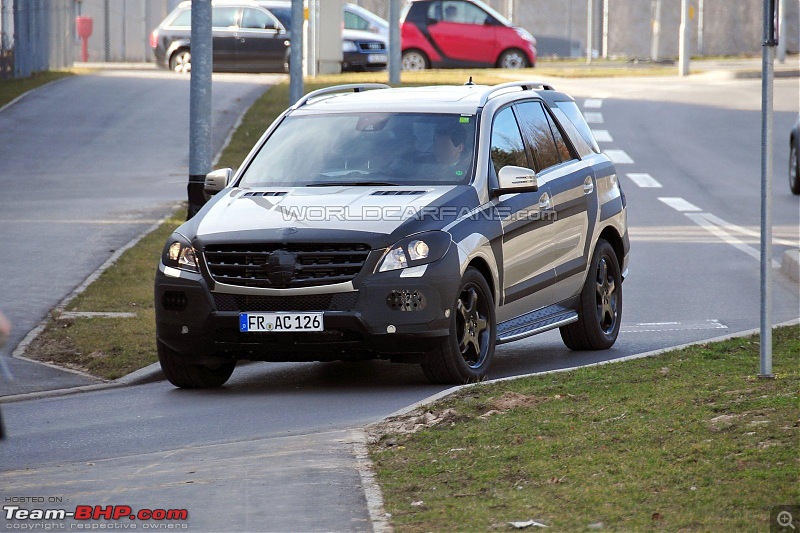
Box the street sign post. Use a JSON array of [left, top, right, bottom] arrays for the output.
[[388, 0, 401, 85], [289, 0, 303, 104], [188, 0, 213, 219], [759, 0, 777, 378]]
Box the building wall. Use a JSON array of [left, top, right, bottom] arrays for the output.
[[351, 0, 800, 58], [0, 0, 75, 78], [72, 0, 173, 62]]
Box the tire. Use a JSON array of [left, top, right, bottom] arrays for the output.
[[169, 49, 191, 74], [402, 49, 429, 71], [497, 48, 529, 69], [421, 267, 496, 384], [790, 139, 800, 195], [560, 239, 622, 350], [157, 340, 235, 388]]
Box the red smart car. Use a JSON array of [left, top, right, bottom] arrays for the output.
[[401, 0, 536, 70]]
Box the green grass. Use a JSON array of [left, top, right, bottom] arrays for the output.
[[24, 209, 185, 380], [369, 326, 800, 532], [0, 70, 76, 109]]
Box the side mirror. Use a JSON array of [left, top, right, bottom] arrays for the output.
[[204, 168, 233, 195], [495, 165, 538, 195], [427, 17, 439, 25]]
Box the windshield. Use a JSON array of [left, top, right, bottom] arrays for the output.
[[238, 113, 477, 187]]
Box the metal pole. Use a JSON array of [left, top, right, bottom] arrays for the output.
[[759, 0, 776, 378], [121, 0, 127, 60], [388, 0, 400, 84], [777, 0, 786, 63], [188, 0, 213, 219], [586, 0, 593, 63], [601, 0, 609, 58], [697, 0, 704, 55], [144, 0, 151, 62], [679, 0, 689, 76], [288, 0, 303, 104], [651, 0, 661, 61], [506, 0, 513, 23], [104, 0, 110, 61]]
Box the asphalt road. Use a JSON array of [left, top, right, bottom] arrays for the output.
[[0, 68, 281, 395], [1, 73, 798, 531]]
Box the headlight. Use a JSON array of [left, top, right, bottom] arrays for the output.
[[342, 40, 358, 53], [162, 234, 199, 272], [377, 231, 451, 273], [515, 27, 535, 43]]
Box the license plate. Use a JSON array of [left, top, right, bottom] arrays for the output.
[[367, 53, 387, 64], [239, 313, 323, 332]]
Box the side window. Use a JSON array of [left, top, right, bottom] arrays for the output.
[[515, 101, 561, 172], [545, 110, 576, 163], [554, 101, 601, 154], [241, 8, 276, 30], [426, 1, 442, 22], [490, 107, 529, 175], [170, 8, 191, 27], [441, 1, 488, 24], [345, 11, 370, 32], [211, 7, 239, 28]]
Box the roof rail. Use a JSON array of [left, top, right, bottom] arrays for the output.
[[291, 83, 391, 110], [478, 81, 555, 107]]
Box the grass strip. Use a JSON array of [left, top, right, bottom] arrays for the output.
[[369, 325, 799, 531], [0, 70, 77, 110]]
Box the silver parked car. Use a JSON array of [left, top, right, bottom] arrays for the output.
[[154, 81, 629, 388]]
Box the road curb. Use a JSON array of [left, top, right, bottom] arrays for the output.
[[350, 430, 393, 533], [370, 317, 800, 424], [780, 249, 800, 284]]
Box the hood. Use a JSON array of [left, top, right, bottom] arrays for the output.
[[190, 185, 480, 249], [342, 28, 388, 44]]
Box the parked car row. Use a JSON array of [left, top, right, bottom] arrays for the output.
[[151, 0, 537, 73]]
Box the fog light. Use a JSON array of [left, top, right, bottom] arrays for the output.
[[386, 325, 396, 333], [386, 289, 427, 311], [445, 309, 451, 318], [181, 326, 189, 334]]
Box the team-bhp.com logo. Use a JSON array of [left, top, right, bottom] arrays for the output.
[[4, 505, 188, 528]]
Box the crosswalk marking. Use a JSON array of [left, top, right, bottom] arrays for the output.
[[584, 98, 603, 109], [583, 111, 604, 124], [626, 173, 662, 188], [592, 129, 613, 143], [605, 149, 634, 164], [658, 197, 702, 212]]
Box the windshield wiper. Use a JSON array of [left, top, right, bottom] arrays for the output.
[[306, 181, 399, 187]]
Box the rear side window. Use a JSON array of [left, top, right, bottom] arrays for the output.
[[441, 1, 489, 24], [554, 101, 601, 154], [545, 111, 575, 163], [490, 107, 528, 174], [515, 101, 561, 172], [170, 9, 191, 27], [212, 7, 239, 28]]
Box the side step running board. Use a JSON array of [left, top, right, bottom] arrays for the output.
[[497, 308, 578, 345]]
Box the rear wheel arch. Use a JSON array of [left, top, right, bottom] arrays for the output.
[[598, 226, 625, 276]]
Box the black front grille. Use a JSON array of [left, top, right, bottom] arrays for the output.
[[204, 243, 370, 289], [214, 292, 358, 312], [357, 41, 386, 51]]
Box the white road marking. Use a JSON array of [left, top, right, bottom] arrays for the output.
[[605, 149, 634, 164], [584, 98, 604, 109], [685, 212, 781, 267], [700, 212, 799, 247], [626, 173, 662, 188], [622, 319, 727, 333], [592, 129, 614, 143], [658, 197, 702, 212], [583, 111, 604, 124]]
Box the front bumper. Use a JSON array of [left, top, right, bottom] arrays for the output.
[[155, 245, 461, 362], [342, 51, 387, 72]]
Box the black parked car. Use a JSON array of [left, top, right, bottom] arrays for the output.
[[256, 0, 388, 72], [150, 0, 387, 73]]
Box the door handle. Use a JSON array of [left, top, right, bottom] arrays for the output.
[[238, 37, 246, 43], [538, 193, 551, 210], [583, 176, 594, 194]]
